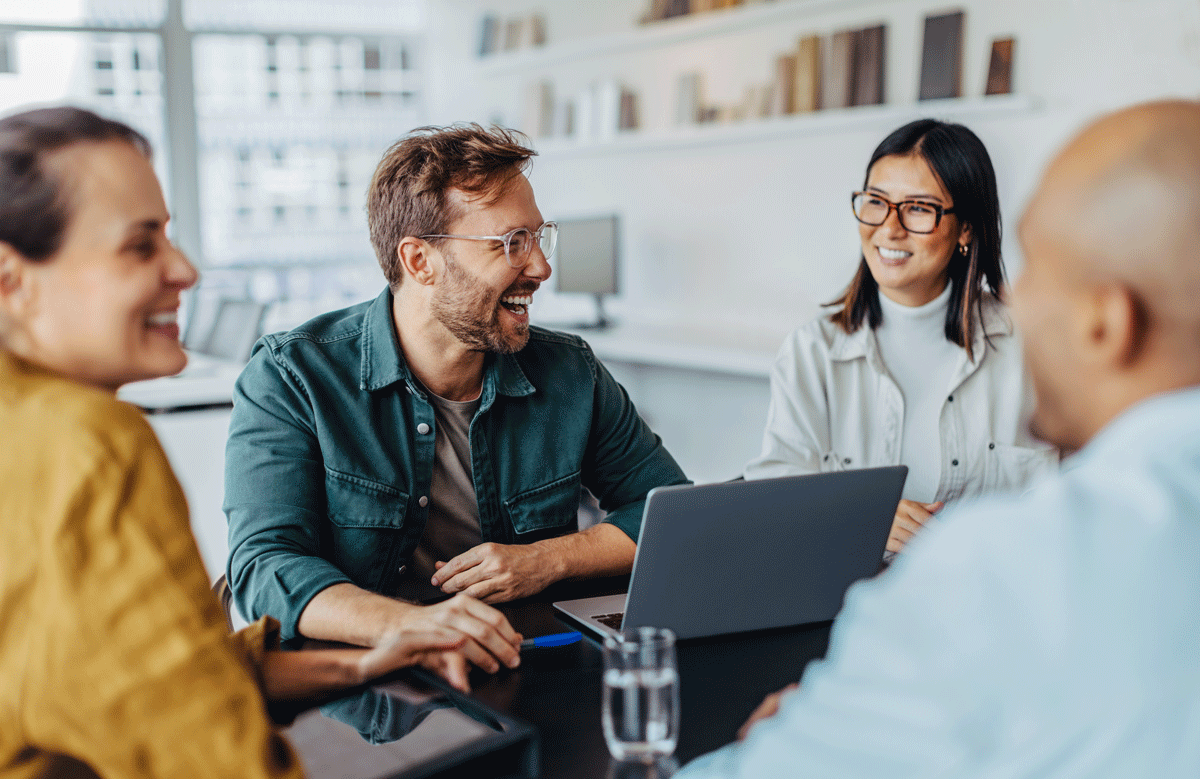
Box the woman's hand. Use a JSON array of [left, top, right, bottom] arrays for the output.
[[888, 500, 944, 554], [356, 629, 468, 688], [260, 629, 468, 701], [738, 683, 799, 740]]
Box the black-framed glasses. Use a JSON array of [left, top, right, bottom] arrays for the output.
[[420, 221, 558, 269], [851, 192, 955, 234]]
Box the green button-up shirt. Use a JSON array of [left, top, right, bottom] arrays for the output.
[[224, 288, 688, 639]]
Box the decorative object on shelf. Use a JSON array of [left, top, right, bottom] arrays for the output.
[[675, 71, 704, 124], [563, 79, 639, 141], [919, 10, 965, 100], [521, 80, 554, 138], [478, 11, 547, 58], [985, 37, 1015, 95], [850, 25, 886, 106], [793, 34, 822, 113], [824, 29, 855, 109]]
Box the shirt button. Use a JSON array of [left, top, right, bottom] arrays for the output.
[[989, 442, 995, 450], [951, 459, 959, 466], [948, 395, 955, 402], [843, 457, 852, 465], [417, 423, 431, 434], [418, 496, 429, 507]]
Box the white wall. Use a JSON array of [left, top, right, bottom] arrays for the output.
[[418, 0, 1200, 481], [426, 0, 1200, 333]]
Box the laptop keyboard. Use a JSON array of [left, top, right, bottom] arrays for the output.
[[595, 612, 624, 631]]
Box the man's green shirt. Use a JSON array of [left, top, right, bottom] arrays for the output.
[[224, 288, 688, 639]]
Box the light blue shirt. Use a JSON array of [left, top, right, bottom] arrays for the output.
[[680, 386, 1200, 778]]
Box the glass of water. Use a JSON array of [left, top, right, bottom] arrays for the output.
[[602, 627, 680, 762]]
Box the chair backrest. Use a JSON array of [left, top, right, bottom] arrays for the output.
[[211, 573, 236, 633]]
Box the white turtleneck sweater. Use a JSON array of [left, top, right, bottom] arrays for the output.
[[874, 284, 963, 503]]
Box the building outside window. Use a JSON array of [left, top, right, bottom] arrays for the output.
[[0, 0, 426, 335]]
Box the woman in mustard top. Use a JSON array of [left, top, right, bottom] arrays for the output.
[[0, 107, 472, 779]]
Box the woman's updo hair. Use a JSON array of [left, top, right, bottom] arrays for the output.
[[0, 106, 151, 261]]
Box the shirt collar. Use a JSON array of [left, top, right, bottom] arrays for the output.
[[359, 286, 535, 399], [827, 292, 1012, 365]]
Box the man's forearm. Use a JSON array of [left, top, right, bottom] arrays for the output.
[[296, 582, 420, 647], [531, 522, 637, 582]]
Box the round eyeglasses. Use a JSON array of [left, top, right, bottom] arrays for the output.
[[851, 192, 955, 235], [420, 221, 558, 269]]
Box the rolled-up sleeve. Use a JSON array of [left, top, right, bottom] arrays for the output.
[[580, 346, 689, 541], [225, 339, 353, 640]]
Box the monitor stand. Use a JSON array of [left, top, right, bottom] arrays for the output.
[[568, 293, 612, 330]]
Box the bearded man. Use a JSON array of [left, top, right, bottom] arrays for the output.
[[225, 125, 686, 684]]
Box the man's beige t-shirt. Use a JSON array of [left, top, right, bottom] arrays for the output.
[[397, 387, 483, 601]]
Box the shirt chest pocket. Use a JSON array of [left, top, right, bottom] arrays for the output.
[[325, 471, 409, 590], [503, 471, 581, 540], [985, 443, 1058, 495]]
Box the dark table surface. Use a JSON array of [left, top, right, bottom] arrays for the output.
[[466, 577, 834, 779]]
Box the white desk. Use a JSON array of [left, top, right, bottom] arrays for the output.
[[544, 320, 787, 483], [559, 321, 782, 379], [119, 354, 244, 582]]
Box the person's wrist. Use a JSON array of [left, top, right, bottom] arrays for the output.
[[380, 599, 422, 641], [536, 539, 570, 582]]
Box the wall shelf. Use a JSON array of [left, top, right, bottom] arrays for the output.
[[529, 94, 1036, 159], [477, 0, 906, 77]]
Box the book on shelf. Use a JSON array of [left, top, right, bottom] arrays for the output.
[[824, 29, 855, 110], [919, 10, 965, 101], [768, 53, 797, 115], [503, 17, 525, 51], [850, 24, 886, 106], [985, 37, 1015, 95], [523, 13, 547, 48], [619, 88, 640, 131], [793, 34, 822, 112], [666, 0, 691, 18], [478, 14, 500, 57]]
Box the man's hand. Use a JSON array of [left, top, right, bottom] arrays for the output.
[[433, 542, 563, 604], [888, 499, 944, 554], [396, 593, 524, 677], [737, 683, 799, 741]]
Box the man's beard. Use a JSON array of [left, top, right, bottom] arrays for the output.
[[430, 252, 530, 354]]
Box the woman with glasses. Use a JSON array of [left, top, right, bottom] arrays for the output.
[[0, 107, 469, 779], [745, 118, 1056, 556]]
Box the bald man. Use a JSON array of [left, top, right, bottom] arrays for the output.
[[676, 100, 1200, 778]]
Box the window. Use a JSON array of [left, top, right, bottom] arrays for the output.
[[1, 0, 425, 330]]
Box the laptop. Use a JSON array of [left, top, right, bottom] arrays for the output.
[[554, 467, 907, 640]]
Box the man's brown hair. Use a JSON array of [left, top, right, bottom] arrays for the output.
[[367, 123, 536, 288]]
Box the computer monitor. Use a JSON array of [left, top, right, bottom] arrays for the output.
[[553, 214, 618, 329]]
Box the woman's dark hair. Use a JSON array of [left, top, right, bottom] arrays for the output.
[[0, 106, 151, 262], [829, 118, 1004, 360]]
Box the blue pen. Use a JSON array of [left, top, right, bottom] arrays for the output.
[[520, 631, 582, 649]]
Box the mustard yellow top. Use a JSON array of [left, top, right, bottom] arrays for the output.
[[0, 350, 304, 779]]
